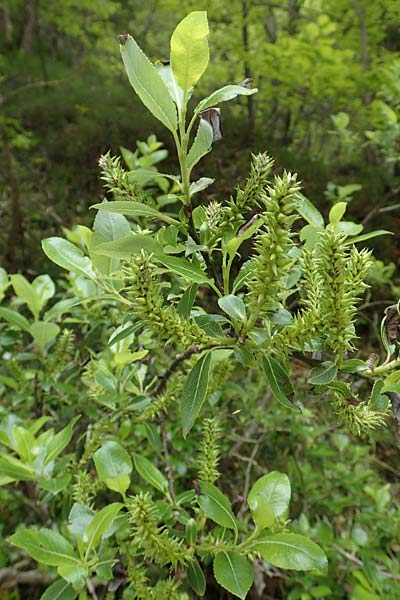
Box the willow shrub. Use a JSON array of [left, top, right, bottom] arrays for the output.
[[2, 10, 399, 600]]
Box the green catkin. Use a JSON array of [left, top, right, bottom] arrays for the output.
[[198, 417, 222, 484], [122, 251, 209, 348], [248, 171, 300, 321], [330, 389, 388, 436], [46, 329, 75, 375], [142, 372, 184, 421], [98, 151, 148, 204], [126, 492, 192, 568]]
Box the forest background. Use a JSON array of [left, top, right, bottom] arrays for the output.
[[1, 1, 400, 599]]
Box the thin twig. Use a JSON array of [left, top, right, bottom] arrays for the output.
[[159, 411, 175, 501]]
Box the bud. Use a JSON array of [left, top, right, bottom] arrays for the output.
[[185, 518, 197, 545]]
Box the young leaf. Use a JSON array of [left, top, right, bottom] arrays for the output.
[[91, 201, 180, 226], [10, 274, 40, 320], [187, 118, 213, 171], [57, 563, 88, 590], [133, 454, 168, 494], [248, 472, 291, 527], [156, 63, 184, 110], [213, 551, 253, 600], [295, 193, 324, 227], [328, 202, 347, 225], [93, 441, 132, 496], [30, 321, 60, 351], [187, 557, 206, 596], [181, 351, 212, 437], [83, 503, 123, 556], [252, 533, 327, 572], [170, 11, 209, 93], [9, 529, 79, 567], [263, 356, 297, 410], [343, 229, 392, 245], [156, 255, 212, 284], [42, 238, 95, 279], [189, 177, 215, 195], [198, 481, 237, 530], [40, 579, 77, 600], [195, 84, 258, 113], [120, 35, 177, 132], [218, 295, 247, 323]]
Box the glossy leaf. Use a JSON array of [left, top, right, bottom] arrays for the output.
[[248, 471, 291, 527], [198, 481, 237, 530], [177, 283, 198, 318], [0, 453, 35, 482], [195, 84, 258, 113], [10, 274, 40, 320], [170, 11, 209, 92], [253, 533, 327, 572], [213, 551, 253, 599], [156, 63, 184, 110], [295, 193, 324, 227], [120, 35, 177, 131], [45, 417, 79, 464], [181, 351, 212, 437], [133, 454, 168, 494], [93, 441, 132, 495], [30, 321, 60, 351], [189, 177, 214, 195], [343, 230, 392, 245], [42, 238, 95, 279]]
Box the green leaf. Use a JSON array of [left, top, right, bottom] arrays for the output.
[[189, 177, 214, 195], [93, 441, 133, 496], [0, 307, 31, 332], [133, 454, 168, 494], [9, 528, 79, 567], [170, 11, 209, 93], [177, 283, 198, 318], [93, 234, 162, 259], [30, 321, 60, 351], [38, 475, 71, 495], [181, 351, 212, 437], [308, 362, 338, 385], [295, 193, 324, 227], [91, 208, 131, 274], [32, 275, 55, 312], [248, 472, 291, 529], [0, 453, 35, 482], [226, 219, 263, 258], [328, 202, 347, 225], [120, 35, 177, 132], [90, 201, 179, 226], [40, 579, 77, 600], [156, 254, 212, 284], [45, 417, 79, 464], [83, 503, 123, 556], [68, 504, 96, 539], [42, 238, 95, 279], [11, 274, 41, 320], [57, 563, 88, 590], [263, 356, 297, 410], [340, 359, 368, 373], [195, 84, 258, 113], [198, 481, 237, 530], [156, 63, 184, 110], [253, 533, 327, 572], [187, 118, 213, 170], [213, 551, 253, 599], [218, 295, 247, 323], [343, 230, 392, 245], [187, 557, 206, 596]]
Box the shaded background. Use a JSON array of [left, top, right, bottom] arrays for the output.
[[1, 0, 400, 273]]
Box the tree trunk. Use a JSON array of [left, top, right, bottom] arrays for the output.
[[0, 127, 25, 270], [21, 0, 37, 51], [1, 0, 13, 45]]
